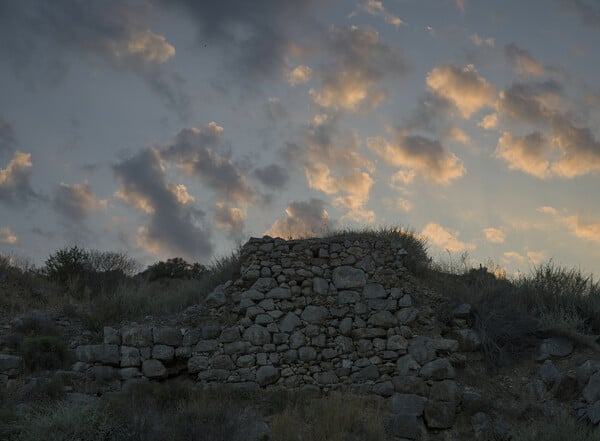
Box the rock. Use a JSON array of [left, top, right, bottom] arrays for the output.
[[387, 335, 408, 352], [153, 327, 182, 346], [205, 283, 227, 307], [76, 345, 120, 366], [332, 266, 366, 289], [152, 345, 174, 361], [219, 327, 241, 343], [338, 290, 360, 304], [251, 278, 278, 292], [537, 337, 574, 360], [472, 412, 493, 441], [120, 346, 140, 367], [390, 393, 426, 416], [352, 364, 379, 382], [298, 346, 317, 361], [279, 313, 302, 332], [372, 381, 395, 397], [398, 294, 412, 307], [429, 380, 458, 403], [494, 415, 513, 441], [201, 325, 222, 339], [587, 400, 600, 424], [583, 371, 600, 403], [236, 355, 255, 368], [385, 414, 420, 440], [195, 340, 219, 352], [408, 336, 436, 364], [243, 325, 271, 346], [368, 311, 397, 328], [182, 329, 201, 346], [451, 329, 481, 352], [103, 327, 120, 345], [267, 287, 292, 299], [452, 303, 472, 318], [241, 289, 264, 301], [313, 277, 329, 295], [315, 371, 339, 385], [419, 358, 455, 380], [142, 359, 167, 378], [539, 360, 562, 386], [212, 355, 234, 370], [188, 356, 209, 374], [301, 305, 329, 324], [363, 283, 386, 299], [397, 307, 419, 324], [256, 366, 280, 386], [392, 376, 426, 395], [339, 317, 353, 335], [578, 360, 600, 390], [0, 354, 22, 373], [121, 326, 153, 347], [432, 338, 459, 352], [424, 401, 456, 429], [397, 354, 421, 376]]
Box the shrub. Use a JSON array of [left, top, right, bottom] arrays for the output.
[[142, 257, 208, 282], [515, 411, 598, 441], [44, 246, 89, 285], [21, 336, 69, 372]]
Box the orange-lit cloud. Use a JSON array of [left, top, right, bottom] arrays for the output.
[[426, 64, 496, 118], [111, 30, 175, 64], [470, 34, 495, 47], [267, 199, 336, 239], [360, 0, 405, 27], [0, 150, 37, 206], [495, 132, 551, 178], [483, 227, 506, 244], [421, 222, 475, 252], [368, 133, 465, 185], [456, 0, 466, 13], [214, 202, 246, 240], [539, 206, 600, 243], [54, 181, 107, 224], [0, 226, 17, 244], [310, 25, 407, 111], [287, 65, 313, 85], [479, 113, 498, 130]]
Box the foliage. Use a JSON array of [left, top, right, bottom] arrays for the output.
[[515, 411, 599, 441], [21, 336, 69, 372], [142, 257, 208, 282]]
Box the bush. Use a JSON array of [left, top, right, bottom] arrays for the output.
[[44, 246, 89, 285], [142, 257, 208, 282], [21, 336, 69, 372]]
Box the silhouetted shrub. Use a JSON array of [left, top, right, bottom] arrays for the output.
[[21, 336, 69, 372], [142, 257, 208, 282]]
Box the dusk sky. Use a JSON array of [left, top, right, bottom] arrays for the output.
[[1, 0, 599, 277]]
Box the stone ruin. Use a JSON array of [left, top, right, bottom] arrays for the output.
[[3, 234, 600, 440]]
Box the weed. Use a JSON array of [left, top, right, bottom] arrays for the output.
[[21, 336, 69, 372]]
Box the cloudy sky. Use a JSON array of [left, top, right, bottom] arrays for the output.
[[1, 0, 599, 277]]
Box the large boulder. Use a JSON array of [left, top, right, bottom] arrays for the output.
[[76, 345, 120, 366], [332, 266, 366, 289], [256, 366, 280, 386], [301, 306, 329, 324], [243, 325, 271, 346]]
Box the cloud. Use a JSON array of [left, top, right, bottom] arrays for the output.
[[421, 222, 474, 252], [0, 226, 17, 244], [358, 0, 405, 27], [267, 198, 337, 239], [113, 147, 213, 261], [495, 132, 552, 178], [495, 80, 600, 178], [285, 114, 375, 221], [538, 206, 600, 244], [0, 151, 38, 206], [470, 34, 495, 47], [265, 98, 289, 121], [502, 250, 546, 266], [214, 202, 246, 241], [504, 43, 545, 77], [560, 0, 600, 28], [483, 227, 506, 244], [368, 132, 465, 185], [426, 64, 496, 118], [496, 80, 563, 125], [53, 180, 107, 224], [160, 123, 254, 206], [310, 25, 408, 111], [287, 65, 313, 85], [160, 0, 324, 78], [478, 113, 498, 130], [253, 163, 290, 189], [0, 1, 188, 117], [456, 0, 466, 13], [0, 117, 17, 157]]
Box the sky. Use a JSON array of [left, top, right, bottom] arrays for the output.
[[1, 0, 600, 277]]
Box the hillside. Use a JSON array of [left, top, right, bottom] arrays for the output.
[[1, 230, 600, 440]]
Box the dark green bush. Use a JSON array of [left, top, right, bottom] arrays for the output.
[[21, 336, 69, 372]]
